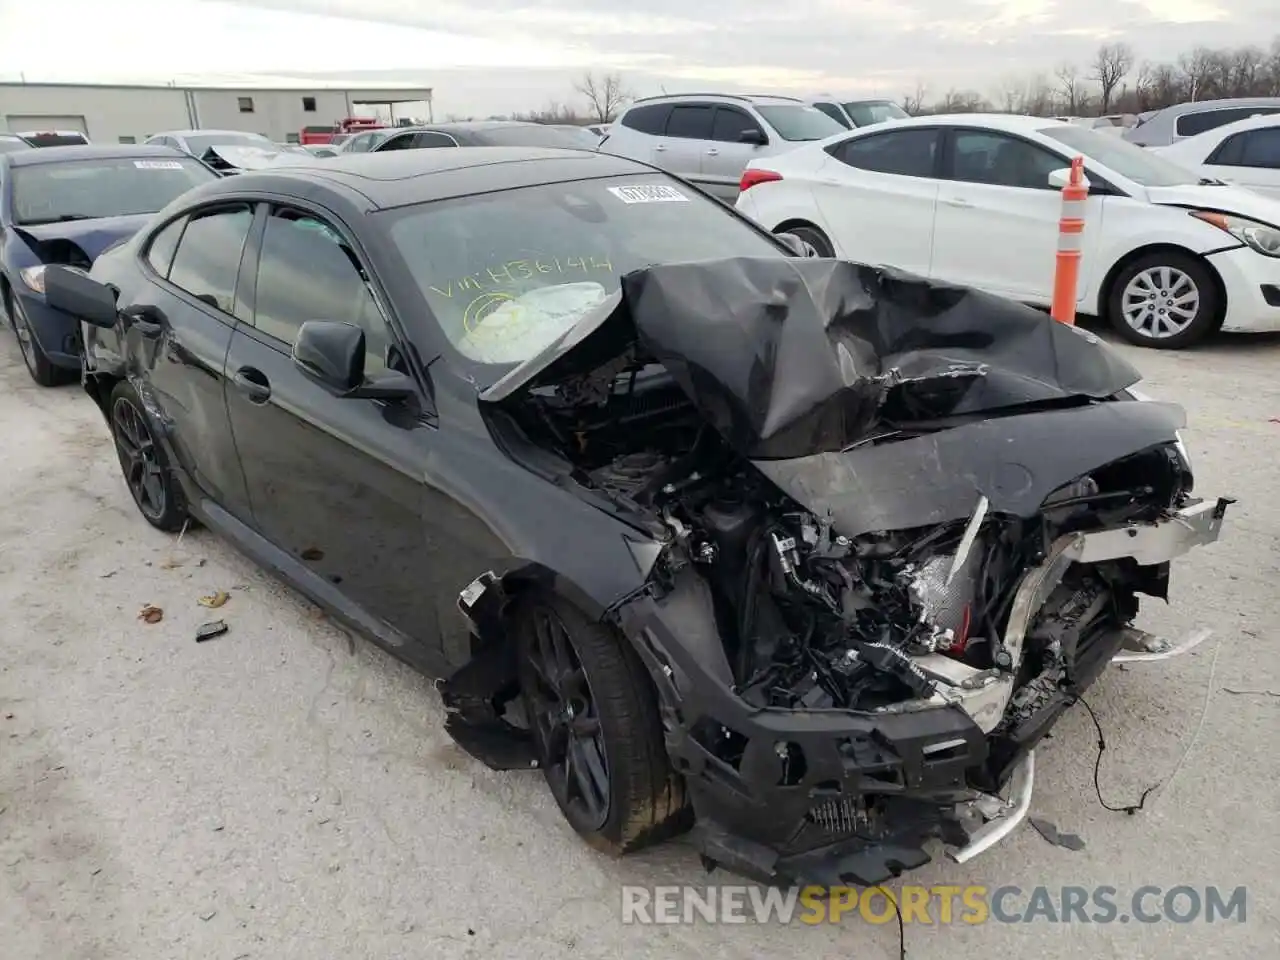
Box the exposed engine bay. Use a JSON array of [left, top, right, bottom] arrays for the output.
[[460, 256, 1231, 885]]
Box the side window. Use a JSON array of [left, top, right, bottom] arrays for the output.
[[949, 131, 1063, 190], [1176, 107, 1280, 138], [252, 210, 390, 374], [711, 107, 764, 143], [145, 217, 186, 278], [834, 129, 939, 178], [813, 102, 851, 128], [620, 103, 672, 135], [166, 206, 253, 313], [665, 105, 715, 140], [1207, 132, 1246, 166], [1240, 128, 1280, 169], [413, 132, 457, 149], [377, 133, 418, 152], [346, 134, 372, 153]]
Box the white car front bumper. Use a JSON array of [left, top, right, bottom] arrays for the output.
[[1205, 245, 1280, 332]]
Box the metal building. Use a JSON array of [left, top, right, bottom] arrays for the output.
[[0, 82, 434, 144]]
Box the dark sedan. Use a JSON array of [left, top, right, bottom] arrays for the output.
[[44, 148, 1225, 887], [1, 144, 217, 384], [371, 121, 597, 152]]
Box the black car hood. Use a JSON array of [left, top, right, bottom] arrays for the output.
[[13, 214, 151, 261], [481, 257, 1175, 533]]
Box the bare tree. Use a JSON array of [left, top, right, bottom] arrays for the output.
[[573, 72, 632, 124], [992, 75, 1022, 113], [1055, 62, 1084, 114], [934, 89, 989, 114], [1092, 42, 1134, 113], [1226, 46, 1266, 97], [1178, 46, 1216, 101], [901, 80, 927, 115]]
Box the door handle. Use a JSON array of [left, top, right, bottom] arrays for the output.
[[706, 148, 719, 156], [654, 144, 667, 152], [942, 197, 974, 208], [121, 305, 164, 338], [232, 366, 271, 404]]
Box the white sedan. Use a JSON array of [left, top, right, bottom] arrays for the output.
[[1151, 113, 1280, 199], [736, 114, 1280, 348]]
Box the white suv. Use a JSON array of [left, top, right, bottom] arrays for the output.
[[599, 94, 846, 200]]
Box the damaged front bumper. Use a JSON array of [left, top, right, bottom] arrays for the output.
[[635, 497, 1230, 887]]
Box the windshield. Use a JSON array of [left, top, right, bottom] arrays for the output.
[[1041, 125, 1198, 187], [843, 101, 909, 127], [185, 133, 276, 154], [755, 104, 847, 141], [383, 173, 784, 376], [11, 157, 216, 224], [552, 126, 605, 148]]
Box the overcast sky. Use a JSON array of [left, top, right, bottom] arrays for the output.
[[0, 0, 1274, 117]]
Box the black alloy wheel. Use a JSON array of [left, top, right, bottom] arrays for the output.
[[108, 380, 187, 531], [523, 605, 612, 831]]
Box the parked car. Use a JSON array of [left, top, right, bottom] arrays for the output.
[[585, 123, 611, 138], [736, 113, 1280, 348], [0, 133, 33, 154], [599, 94, 847, 200], [549, 124, 605, 149], [1151, 113, 1280, 198], [16, 130, 90, 147], [44, 147, 1228, 887], [804, 96, 908, 129], [144, 130, 281, 173], [336, 129, 394, 153], [301, 144, 341, 158], [0, 144, 216, 384], [1124, 97, 1280, 147], [369, 121, 596, 152]]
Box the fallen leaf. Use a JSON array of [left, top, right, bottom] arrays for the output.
[[198, 591, 230, 609], [138, 605, 164, 624], [159, 558, 185, 570]]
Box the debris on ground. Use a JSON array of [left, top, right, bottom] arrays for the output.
[[198, 590, 230, 609], [1223, 687, 1279, 698], [137, 605, 163, 624], [1029, 817, 1087, 851], [160, 557, 184, 570], [195, 621, 229, 643]]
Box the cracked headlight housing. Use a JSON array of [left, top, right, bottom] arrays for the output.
[[1126, 386, 1190, 465], [1191, 210, 1280, 258]]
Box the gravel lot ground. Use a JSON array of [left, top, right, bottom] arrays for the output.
[[1, 320, 1277, 960]]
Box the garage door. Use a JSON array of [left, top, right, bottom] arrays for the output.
[[6, 114, 88, 135]]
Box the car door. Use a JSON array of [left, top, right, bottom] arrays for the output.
[[702, 106, 769, 197], [654, 104, 715, 190], [1204, 128, 1280, 197], [223, 202, 444, 663], [930, 128, 1101, 303], [809, 126, 942, 276], [131, 205, 255, 517]]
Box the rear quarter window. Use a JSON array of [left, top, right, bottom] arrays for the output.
[[620, 103, 673, 136]]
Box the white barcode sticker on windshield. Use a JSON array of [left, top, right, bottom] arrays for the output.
[[607, 184, 689, 204], [134, 160, 184, 170]]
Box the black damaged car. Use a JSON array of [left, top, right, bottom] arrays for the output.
[[42, 148, 1230, 887]]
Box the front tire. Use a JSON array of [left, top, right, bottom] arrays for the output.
[[1107, 251, 1222, 349], [108, 380, 188, 532], [9, 295, 70, 386], [517, 595, 689, 853]]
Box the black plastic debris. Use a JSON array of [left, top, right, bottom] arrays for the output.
[[195, 620, 229, 643]]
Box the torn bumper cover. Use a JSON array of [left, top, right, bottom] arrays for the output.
[[621, 498, 1229, 887]]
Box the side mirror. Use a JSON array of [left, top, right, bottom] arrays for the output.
[[1048, 167, 1092, 191], [738, 128, 768, 146], [43, 265, 118, 328], [292, 320, 416, 401], [776, 232, 820, 258]]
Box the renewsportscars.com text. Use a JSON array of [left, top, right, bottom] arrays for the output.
[[621, 884, 1247, 925]]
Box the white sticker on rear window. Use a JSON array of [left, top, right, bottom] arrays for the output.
[[134, 160, 184, 170], [607, 184, 689, 204]]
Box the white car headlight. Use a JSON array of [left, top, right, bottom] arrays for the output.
[[1126, 386, 1190, 464], [1191, 210, 1280, 258], [19, 265, 47, 293]]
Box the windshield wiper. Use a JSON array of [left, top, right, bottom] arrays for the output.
[[17, 214, 96, 225]]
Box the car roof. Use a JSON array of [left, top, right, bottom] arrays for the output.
[[2, 143, 187, 167], [627, 93, 804, 107], [1146, 97, 1280, 120], [194, 147, 653, 209], [1182, 111, 1280, 139], [151, 129, 271, 138], [384, 121, 545, 134], [827, 113, 1065, 137]]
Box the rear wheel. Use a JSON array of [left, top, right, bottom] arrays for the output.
[[1107, 251, 1221, 349], [776, 223, 834, 258], [517, 595, 689, 853], [109, 380, 188, 532]]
